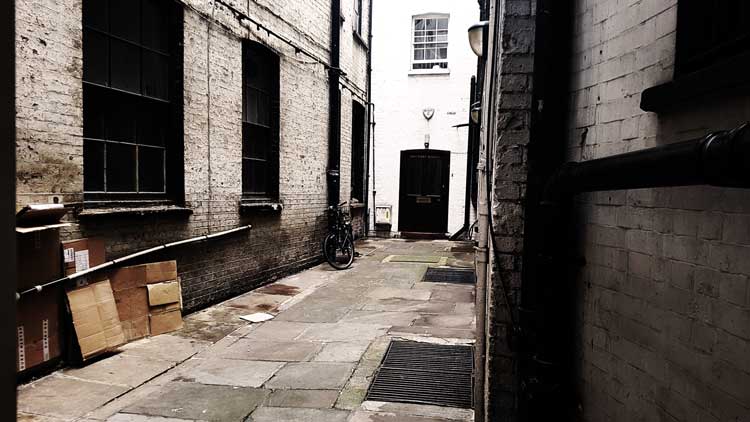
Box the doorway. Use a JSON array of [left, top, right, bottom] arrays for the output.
[[398, 149, 450, 234]]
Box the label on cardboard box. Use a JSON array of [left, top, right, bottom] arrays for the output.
[[64, 247, 75, 263], [74, 250, 90, 272]]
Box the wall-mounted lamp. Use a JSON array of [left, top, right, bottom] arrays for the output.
[[468, 21, 489, 57], [424, 134, 430, 149], [470, 101, 481, 124]]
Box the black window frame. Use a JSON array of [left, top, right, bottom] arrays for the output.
[[350, 101, 366, 203], [82, 0, 184, 202], [674, 0, 750, 76], [242, 41, 280, 201]]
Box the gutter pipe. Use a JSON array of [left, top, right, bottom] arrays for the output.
[[363, 0, 374, 236], [17, 225, 252, 297], [327, 0, 343, 208]]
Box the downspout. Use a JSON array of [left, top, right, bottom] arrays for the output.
[[327, 0, 342, 208], [363, 0, 373, 236], [474, 0, 496, 419], [521, 124, 750, 420]]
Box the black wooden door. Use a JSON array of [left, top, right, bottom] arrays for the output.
[[398, 149, 450, 234]]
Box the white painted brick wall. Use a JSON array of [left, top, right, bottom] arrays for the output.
[[568, 1, 750, 420]]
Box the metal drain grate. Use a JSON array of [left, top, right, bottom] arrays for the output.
[[365, 341, 473, 408], [422, 267, 475, 284]]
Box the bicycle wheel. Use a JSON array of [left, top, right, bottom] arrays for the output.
[[323, 233, 354, 270]]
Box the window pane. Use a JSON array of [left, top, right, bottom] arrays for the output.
[[106, 93, 137, 141], [83, 87, 106, 139], [426, 19, 436, 30], [142, 51, 168, 100], [137, 101, 168, 146], [138, 146, 165, 192], [243, 123, 269, 159], [83, 29, 109, 85], [425, 49, 435, 60], [414, 19, 424, 30], [83, 140, 105, 192], [438, 48, 447, 59], [106, 142, 137, 192], [109, 0, 140, 42], [141, 0, 169, 52], [110, 38, 141, 93], [414, 49, 424, 60], [437, 18, 448, 30], [83, 0, 108, 31], [243, 159, 267, 194]]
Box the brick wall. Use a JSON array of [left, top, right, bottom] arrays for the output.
[[567, 1, 750, 420], [16, 0, 369, 312], [485, 1, 536, 421]]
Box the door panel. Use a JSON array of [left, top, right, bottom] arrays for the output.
[[398, 149, 450, 233]]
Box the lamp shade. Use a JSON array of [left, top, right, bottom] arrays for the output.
[[468, 21, 489, 57]]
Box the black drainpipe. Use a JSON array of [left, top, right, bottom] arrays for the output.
[[520, 124, 750, 420], [363, 0, 374, 236], [327, 0, 342, 208]]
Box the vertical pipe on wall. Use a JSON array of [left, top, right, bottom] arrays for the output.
[[327, 0, 342, 207], [363, 0, 374, 236], [1, 0, 16, 416]]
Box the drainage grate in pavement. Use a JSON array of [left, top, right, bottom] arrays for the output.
[[365, 340, 473, 409], [422, 267, 475, 284], [384, 255, 443, 264]]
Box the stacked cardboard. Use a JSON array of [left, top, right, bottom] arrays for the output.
[[109, 261, 182, 341], [66, 280, 125, 360]]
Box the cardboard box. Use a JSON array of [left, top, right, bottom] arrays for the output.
[[108, 261, 178, 341], [16, 286, 62, 372], [61, 238, 106, 276], [150, 309, 183, 336], [67, 280, 125, 360], [17, 229, 62, 292]]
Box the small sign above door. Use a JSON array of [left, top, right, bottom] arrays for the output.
[[416, 196, 432, 204]]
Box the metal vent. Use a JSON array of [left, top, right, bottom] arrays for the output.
[[422, 267, 475, 284], [365, 341, 473, 408]]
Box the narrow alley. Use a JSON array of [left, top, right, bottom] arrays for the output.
[[18, 239, 476, 422]]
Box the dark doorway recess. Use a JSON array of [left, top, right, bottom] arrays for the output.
[[365, 340, 473, 409], [398, 149, 450, 235]]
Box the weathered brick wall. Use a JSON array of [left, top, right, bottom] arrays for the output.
[[485, 0, 536, 420], [16, 0, 369, 312], [568, 1, 750, 420]]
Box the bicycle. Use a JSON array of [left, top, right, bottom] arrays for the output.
[[323, 201, 355, 270]]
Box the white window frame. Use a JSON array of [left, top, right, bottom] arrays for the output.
[[410, 13, 450, 74]]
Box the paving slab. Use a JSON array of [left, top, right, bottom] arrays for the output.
[[117, 335, 210, 363], [249, 407, 350, 422], [296, 323, 387, 342], [274, 298, 354, 323], [428, 289, 475, 303], [265, 362, 355, 389], [349, 411, 457, 422], [219, 339, 321, 362], [360, 401, 474, 421], [107, 414, 199, 422], [313, 342, 370, 362], [122, 382, 268, 421], [64, 354, 176, 388], [389, 325, 475, 340], [223, 294, 290, 314], [17, 413, 68, 422], [242, 321, 312, 341], [413, 315, 475, 329], [360, 299, 455, 313], [340, 310, 420, 326], [18, 376, 129, 419], [265, 389, 340, 408], [181, 358, 284, 387], [366, 287, 431, 301]]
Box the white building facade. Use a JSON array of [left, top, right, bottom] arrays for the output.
[[369, 0, 478, 237]]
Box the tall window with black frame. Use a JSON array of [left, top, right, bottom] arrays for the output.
[[82, 0, 182, 200], [242, 41, 280, 200]]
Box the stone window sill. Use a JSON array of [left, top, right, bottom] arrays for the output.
[[78, 203, 193, 218], [408, 68, 450, 76], [641, 51, 750, 113], [239, 200, 284, 213], [354, 32, 368, 50]]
